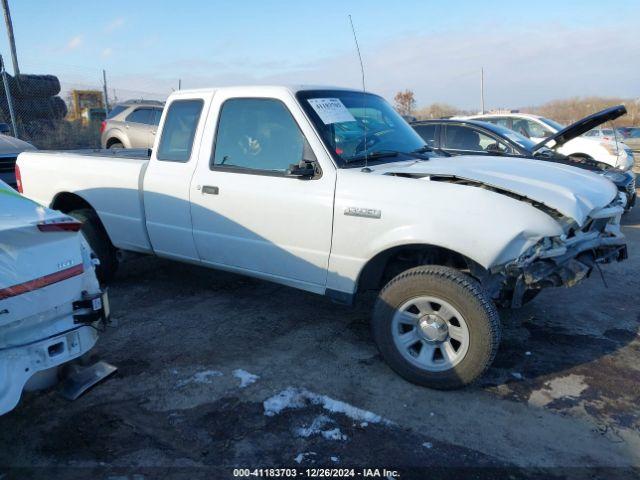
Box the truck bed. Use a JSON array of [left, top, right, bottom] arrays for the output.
[[51, 148, 152, 160], [17, 149, 153, 253]]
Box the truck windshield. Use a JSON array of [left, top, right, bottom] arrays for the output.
[[297, 90, 427, 167]]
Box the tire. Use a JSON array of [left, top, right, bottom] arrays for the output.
[[107, 141, 124, 149], [68, 208, 118, 284], [372, 265, 501, 390], [10, 74, 61, 98], [1, 96, 67, 121]]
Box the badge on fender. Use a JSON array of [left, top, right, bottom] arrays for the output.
[[344, 207, 381, 219]]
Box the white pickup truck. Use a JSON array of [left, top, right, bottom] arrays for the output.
[[16, 86, 628, 389]]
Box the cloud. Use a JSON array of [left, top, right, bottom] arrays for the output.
[[105, 17, 125, 33], [61, 24, 640, 109], [66, 35, 83, 50], [102, 47, 113, 57]]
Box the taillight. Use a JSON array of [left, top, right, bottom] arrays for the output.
[[37, 220, 83, 232], [100, 121, 106, 133], [15, 163, 22, 193]]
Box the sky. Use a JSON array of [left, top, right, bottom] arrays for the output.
[[0, 0, 639, 110]]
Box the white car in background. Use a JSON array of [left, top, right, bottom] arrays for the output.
[[0, 181, 110, 415], [463, 111, 634, 171], [584, 128, 626, 143]]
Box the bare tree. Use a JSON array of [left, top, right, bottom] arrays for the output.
[[415, 102, 461, 119], [528, 96, 640, 127], [394, 90, 416, 116]]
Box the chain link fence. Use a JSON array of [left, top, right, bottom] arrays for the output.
[[0, 69, 167, 150]]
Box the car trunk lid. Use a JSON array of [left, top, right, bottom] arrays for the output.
[[0, 184, 85, 330]]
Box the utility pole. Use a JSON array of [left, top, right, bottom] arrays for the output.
[[1, 0, 19, 75], [102, 69, 110, 113], [480, 67, 485, 114], [0, 55, 18, 137], [178, 78, 181, 90]]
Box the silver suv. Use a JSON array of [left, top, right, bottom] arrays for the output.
[[100, 100, 164, 149]]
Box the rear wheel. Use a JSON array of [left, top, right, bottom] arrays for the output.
[[372, 265, 501, 389], [68, 208, 118, 284], [107, 141, 124, 149]]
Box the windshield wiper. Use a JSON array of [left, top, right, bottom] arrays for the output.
[[412, 145, 451, 157], [411, 145, 433, 153], [345, 150, 400, 164]]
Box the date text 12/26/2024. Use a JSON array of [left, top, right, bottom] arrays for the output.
[[233, 468, 401, 478]]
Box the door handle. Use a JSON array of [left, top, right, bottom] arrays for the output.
[[202, 185, 219, 195]]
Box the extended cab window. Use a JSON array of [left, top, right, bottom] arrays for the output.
[[156, 99, 204, 162], [126, 108, 153, 124], [211, 98, 304, 173]]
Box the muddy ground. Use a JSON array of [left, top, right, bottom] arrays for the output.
[[1, 195, 639, 480]]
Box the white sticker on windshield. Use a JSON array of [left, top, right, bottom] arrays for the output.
[[307, 98, 355, 125]]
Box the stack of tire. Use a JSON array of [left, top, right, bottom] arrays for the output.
[[0, 73, 67, 126]]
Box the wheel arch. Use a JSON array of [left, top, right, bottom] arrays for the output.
[[105, 131, 128, 148], [50, 192, 114, 244], [356, 243, 489, 294]]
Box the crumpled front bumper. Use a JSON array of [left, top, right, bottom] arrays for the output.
[[506, 238, 626, 308], [492, 202, 628, 308]]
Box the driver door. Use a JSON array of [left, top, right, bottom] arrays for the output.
[[190, 91, 336, 292]]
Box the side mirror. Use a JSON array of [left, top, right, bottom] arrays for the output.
[[286, 160, 317, 178], [0, 123, 11, 135]]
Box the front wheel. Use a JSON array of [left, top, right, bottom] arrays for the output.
[[372, 265, 501, 389]]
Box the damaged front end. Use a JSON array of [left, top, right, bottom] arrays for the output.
[[490, 196, 628, 308]]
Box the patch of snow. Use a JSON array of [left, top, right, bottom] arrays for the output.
[[176, 369, 223, 387], [360, 422, 369, 427], [422, 442, 433, 449], [293, 452, 317, 464], [511, 372, 523, 380], [528, 374, 589, 408], [330, 456, 339, 463], [233, 369, 259, 388], [321, 428, 347, 441], [264, 387, 392, 425], [429, 412, 434, 417], [525, 351, 532, 356], [295, 415, 347, 441]]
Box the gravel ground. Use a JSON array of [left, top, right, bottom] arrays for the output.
[[1, 197, 639, 479]]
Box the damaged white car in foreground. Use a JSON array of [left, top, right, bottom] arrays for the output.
[[0, 181, 112, 415], [16, 86, 628, 389]]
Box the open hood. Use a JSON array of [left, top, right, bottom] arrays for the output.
[[532, 105, 627, 153], [370, 156, 618, 226]]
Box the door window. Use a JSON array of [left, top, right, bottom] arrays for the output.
[[443, 125, 510, 153], [156, 99, 204, 162], [211, 98, 305, 173], [152, 109, 163, 126], [512, 119, 553, 138], [413, 124, 438, 147], [126, 108, 153, 125]]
